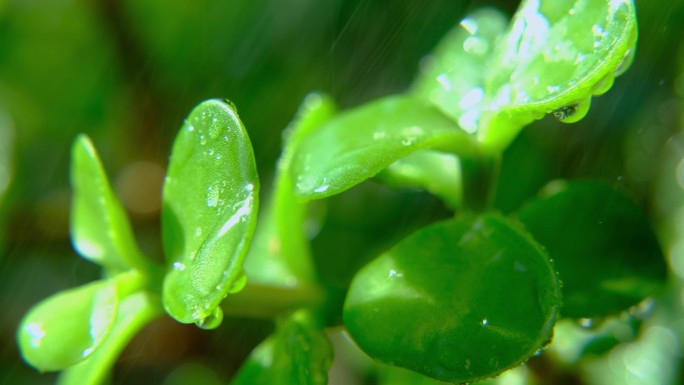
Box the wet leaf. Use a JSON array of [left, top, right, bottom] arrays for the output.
[[57, 292, 162, 385], [344, 214, 560, 383], [162, 99, 260, 327], [18, 279, 118, 372], [291, 95, 477, 200], [230, 311, 332, 385], [411, 8, 509, 134], [70, 134, 148, 273], [478, 0, 638, 152], [516, 181, 667, 318]]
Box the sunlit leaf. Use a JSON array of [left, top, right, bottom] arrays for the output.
[[70, 134, 149, 273], [291, 95, 477, 200], [344, 214, 560, 383], [230, 311, 332, 385], [478, 0, 638, 152], [411, 8, 509, 134], [18, 279, 118, 372], [516, 181, 667, 318], [162, 99, 259, 327], [57, 292, 162, 385]]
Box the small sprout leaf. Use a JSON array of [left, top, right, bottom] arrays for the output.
[[18, 279, 119, 372], [344, 214, 560, 383], [162, 99, 260, 326], [230, 311, 332, 385], [70, 134, 149, 273]]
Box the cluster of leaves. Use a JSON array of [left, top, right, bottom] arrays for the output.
[[16, 0, 668, 384]]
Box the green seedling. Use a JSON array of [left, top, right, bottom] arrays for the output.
[[17, 0, 667, 384]]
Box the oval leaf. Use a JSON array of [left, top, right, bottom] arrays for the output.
[[70, 134, 148, 273], [18, 279, 118, 372], [162, 99, 260, 327], [291, 95, 477, 200], [478, 0, 638, 152], [516, 181, 667, 318], [57, 292, 162, 385], [343, 214, 560, 383]]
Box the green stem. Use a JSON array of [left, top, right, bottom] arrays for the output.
[[458, 152, 500, 213], [221, 283, 325, 319]]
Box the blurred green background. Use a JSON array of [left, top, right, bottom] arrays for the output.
[[1, 0, 684, 384]]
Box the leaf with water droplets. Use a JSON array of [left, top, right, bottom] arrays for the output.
[[162, 99, 260, 326], [230, 311, 332, 385], [478, 0, 638, 152], [17, 279, 118, 372], [70, 134, 149, 273], [516, 181, 667, 318], [56, 291, 162, 385], [412, 8, 509, 134], [343, 213, 560, 383], [291, 95, 477, 200]]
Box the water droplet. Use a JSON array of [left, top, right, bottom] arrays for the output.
[[207, 183, 220, 207], [463, 36, 489, 56], [173, 262, 186, 271], [208, 121, 223, 140], [615, 48, 635, 77], [195, 306, 223, 330], [199, 134, 207, 146], [187, 125, 195, 132], [195, 227, 202, 237], [481, 319, 488, 326], [577, 318, 594, 329], [460, 17, 478, 35], [245, 183, 254, 191], [592, 73, 616, 96], [314, 185, 329, 193], [552, 97, 591, 123], [227, 271, 247, 294]]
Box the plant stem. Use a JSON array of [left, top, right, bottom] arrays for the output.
[[458, 152, 500, 213]]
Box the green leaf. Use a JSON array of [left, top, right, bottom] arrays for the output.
[[70, 134, 149, 273], [161, 99, 260, 327], [478, 0, 638, 152], [411, 8, 509, 134], [245, 93, 337, 287], [230, 311, 332, 385], [18, 279, 119, 372], [376, 150, 462, 210], [516, 181, 667, 318], [291, 95, 477, 200], [343, 213, 560, 383], [57, 291, 162, 385]]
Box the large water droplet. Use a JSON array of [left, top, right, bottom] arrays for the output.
[[592, 73, 616, 96], [195, 306, 223, 330], [614, 48, 635, 77], [227, 271, 248, 294], [552, 96, 591, 123]]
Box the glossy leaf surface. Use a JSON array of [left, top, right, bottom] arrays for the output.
[[57, 292, 162, 385], [18, 279, 118, 372], [411, 8, 508, 134], [344, 214, 560, 383], [478, 0, 638, 152], [230, 311, 332, 385], [70, 134, 148, 273], [377, 150, 461, 210], [162, 99, 259, 327], [516, 181, 667, 318], [291, 95, 476, 200], [245, 93, 336, 287]]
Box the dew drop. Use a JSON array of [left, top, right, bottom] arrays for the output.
[[592, 73, 616, 96], [227, 271, 248, 294], [615, 48, 635, 77], [173, 262, 186, 271], [199, 134, 207, 146], [552, 96, 591, 123], [207, 183, 220, 207], [208, 120, 223, 140], [577, 318, 594, 329], [195, 306, 223, 330]]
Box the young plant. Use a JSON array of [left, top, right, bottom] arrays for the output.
[[17, 0, 667, 384]]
